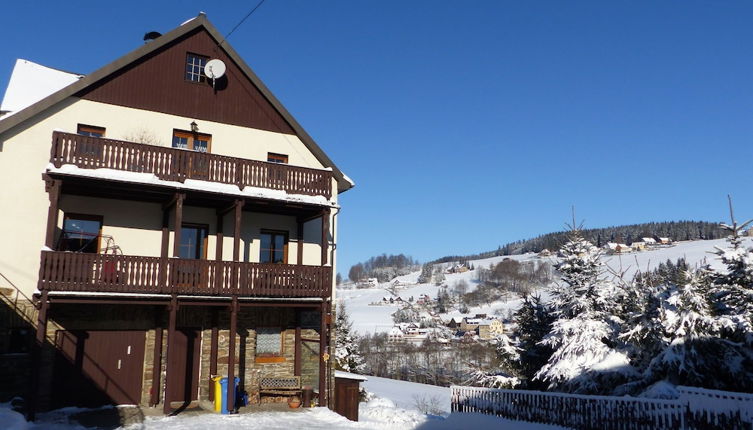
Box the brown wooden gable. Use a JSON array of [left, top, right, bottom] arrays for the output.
[[77, 28, 295, 135]]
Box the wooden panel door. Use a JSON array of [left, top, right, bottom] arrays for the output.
[[167, 328, 201, 405], [53, 330, 146, 408]]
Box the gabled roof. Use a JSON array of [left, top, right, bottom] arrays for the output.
[[0, 14, 353, 194]]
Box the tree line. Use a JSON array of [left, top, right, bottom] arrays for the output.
[[348, 253, 419, 283], [429, 220, 726, 266]]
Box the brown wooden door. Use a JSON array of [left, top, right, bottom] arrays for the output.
[[53, 330, 145, 408], [334, 378, 360, 421], [167, 328, 201, 406]]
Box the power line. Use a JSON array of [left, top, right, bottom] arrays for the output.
[[218, 0, 267, 47]]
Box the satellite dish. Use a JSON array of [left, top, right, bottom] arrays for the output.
[[204, 59, 226, 79]]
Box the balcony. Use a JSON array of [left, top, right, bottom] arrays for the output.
[[49, 132, 333, 199], [38, 251, 332, 298]]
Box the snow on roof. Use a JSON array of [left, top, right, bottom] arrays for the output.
[[47, 163, 336, 207], [342, 173, 355, 187], [0, 59, 82, 115], [334, 370, 367, 381]]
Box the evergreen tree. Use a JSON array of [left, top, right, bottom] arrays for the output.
[[334, 302, 364, 373], [535, 226, 633, 393], [512, 295, 555, 387], [708, 211, 753, 338]]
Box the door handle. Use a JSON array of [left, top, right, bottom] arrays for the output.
[[117, 359, 121, 370]]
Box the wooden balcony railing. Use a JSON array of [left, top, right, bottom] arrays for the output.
[[38, 251, 332, 298], [50, 132, 333, 199]]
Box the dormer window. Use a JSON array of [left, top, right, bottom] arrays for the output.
[[172, 130, 211, 152], [185, 53, 208, 83], [267, 153, 288, 164], [77, 124, 105, 137]]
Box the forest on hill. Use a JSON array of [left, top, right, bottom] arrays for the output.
[[429, 220, 725, 266]]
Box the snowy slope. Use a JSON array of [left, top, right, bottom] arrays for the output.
[[339, 238, 751, 335], [1, 376, 569, 430]]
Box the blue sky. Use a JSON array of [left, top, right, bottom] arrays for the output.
[[2, 2, 752, 276]]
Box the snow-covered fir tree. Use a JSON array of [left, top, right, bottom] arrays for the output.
[[641, 269, 753, 391], [334, 302, 364, 373], [708, 213, 753, 340], [535, 227, 633, 393], [511, 295, 555, 388]]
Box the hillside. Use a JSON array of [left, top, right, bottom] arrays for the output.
[[338, 237, 751, 335], [428, 220, 725, 265]]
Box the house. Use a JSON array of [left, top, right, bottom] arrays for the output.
[[0, 14, 353, 418], [658, 237, 672, 245], [631, 241, 647, 251], [605, 242, 631, 254], [445, 264, 468, 274], [460, 318, 481, 332], [488, 319, 505, 337], [538, 249, 552, 257], [642, 237, 657, 246], [387, 327, 405, 343], [446, 317, 463, 329]]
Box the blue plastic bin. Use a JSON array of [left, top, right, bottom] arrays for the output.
[[219, 377, 240, 414]]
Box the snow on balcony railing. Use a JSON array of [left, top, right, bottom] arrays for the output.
[[50, 131, 333, 199]]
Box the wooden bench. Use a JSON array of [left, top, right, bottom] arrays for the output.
[[258, 376, 302, 403]]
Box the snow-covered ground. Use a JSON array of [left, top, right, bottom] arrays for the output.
[[339, 238, 752, 335], [1, 375, 569, 430]]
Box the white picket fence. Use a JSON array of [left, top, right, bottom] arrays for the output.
[[451, 385, 753, 430]]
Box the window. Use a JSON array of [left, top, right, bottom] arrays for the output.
[[178, 224, 208, 259], [267, 153, 288, 164], [255, 327, 284, 362], [260, 230, 288, 264], [185, 53, 208, 83], [172, 130, 211, 153], [58, 214, 102, 253], [77, 124, 105, 138]]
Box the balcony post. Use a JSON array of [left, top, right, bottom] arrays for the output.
[[209, 309, 219, 402], [227, 296, 238, 413], [43, 175, 62, 249], [232, 199, 244, 262], [150, 311, 163, 407], [320, 208, 330, 266], [297, 218, 304, 265], [318, 300, 328, 407], [163, 296, 178, 414], [294, 310, 302, 376], [172, 194, 185, 258], [216, 212, 224, 261]]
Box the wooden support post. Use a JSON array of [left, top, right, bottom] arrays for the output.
[[150, 314, 163, 407], [161, 209, 170, 259], [28, 290, 49, 421], [297, 218, 304, 265], [320, 209, 330, 266], [216, 212, 224, 261], [318, 301, 327, 407], [44, 177, 61, 248], [160, 209, 170, 291], [172, 194, 185, 258], [227, 297, 238, 413], [209, 309, 219, 402], [233, 200, 244, 262], [294, 310, 302, 376], [163, 296, 178, 414]]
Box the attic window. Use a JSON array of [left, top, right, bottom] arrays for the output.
[[185, 53, 208, 83], [77, 124, 105, 137], [267, 153, 288, 164]]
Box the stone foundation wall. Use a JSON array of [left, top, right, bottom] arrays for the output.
[[4, 301, 329, 411]]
